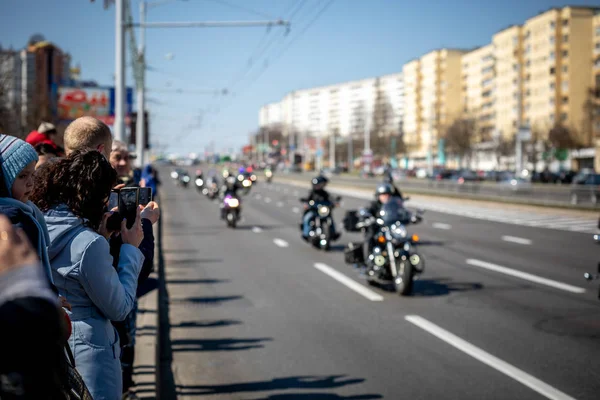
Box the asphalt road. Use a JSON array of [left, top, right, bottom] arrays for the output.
[[157, 170, 600, 400]]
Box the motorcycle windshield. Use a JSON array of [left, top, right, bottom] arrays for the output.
[[379, 198, 411, 226]]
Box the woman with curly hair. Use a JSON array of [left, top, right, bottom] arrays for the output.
[[30, 149, 145, 400]]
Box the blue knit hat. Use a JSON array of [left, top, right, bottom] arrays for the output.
[[0, 134, 39, 196]]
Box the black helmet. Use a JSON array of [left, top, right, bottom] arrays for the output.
[[311, 175, 328, 187], [375, 183, 393, 196]]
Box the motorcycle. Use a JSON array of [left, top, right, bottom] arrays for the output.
[[238, 173, 253, 195], [195, 174, 204, 192], [584, 233, 600, 300], [221, 194, 241, 228], [265, 169, 273, 183], [203, 177, 219, 199], [300, 196, 341, 251], [344, 199, 424, 296], [178, 172, 190, 188]]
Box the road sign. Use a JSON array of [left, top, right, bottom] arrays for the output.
[[518, 127, 531, 141]]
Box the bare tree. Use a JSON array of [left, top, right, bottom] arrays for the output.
[[370, 77, 394, 158], [444, 117, 476, 166], [493, 134, 515, 170], [582, 87, 600, 146], [548, 123, 581, 150]]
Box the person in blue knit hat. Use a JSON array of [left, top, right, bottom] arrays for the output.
[[0, 134, 53, 285]]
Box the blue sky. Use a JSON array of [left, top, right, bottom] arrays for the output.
[[2, 0, 600, 155]]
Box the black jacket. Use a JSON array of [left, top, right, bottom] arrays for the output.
[[110, 218, 155, 287], [307, 188, 331, 203]]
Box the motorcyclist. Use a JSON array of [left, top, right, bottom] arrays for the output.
[[382, 169, 403, 199], [364, 183, 395, 251], [220, 175, 242, 219], [301, 175, 339, 240]]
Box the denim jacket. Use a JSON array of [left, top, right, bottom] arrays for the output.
[[44, 205, 144, 400]]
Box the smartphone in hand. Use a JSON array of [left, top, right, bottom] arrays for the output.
[[138, 187, 152, 206], [119, 188, 139, 229], [106, 191, 122, 232]]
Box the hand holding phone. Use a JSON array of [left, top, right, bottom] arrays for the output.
[[120, 206, 144, 248]]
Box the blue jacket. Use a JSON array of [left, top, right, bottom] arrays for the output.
[[0, 198, 53, 285], [44, 205, 144, 400]]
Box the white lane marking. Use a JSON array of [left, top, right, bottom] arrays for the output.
[[502, 235, 532, 245], [292, 207, 300, 213], [252, 227, 263, 233], [432, 222, 452, 230], [466, 259, 585, 294], [264, 197, 272, 204], [255, 194, 262, 200], [314, 263, 384, 302], [405, 315, 577, 400], [276, 201, 284, 207], [273, 238, 289, 248]]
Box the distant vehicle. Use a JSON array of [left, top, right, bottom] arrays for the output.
[[450, 170, 480, 184], [497, 176, 532, 193], [570, 174, 600, 204], [432, 169, 455, 181], [415, 168, 428, 179]]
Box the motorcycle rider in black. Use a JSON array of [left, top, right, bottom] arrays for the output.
[[220, 175, 242, 219], [302, 176, 339, 240], [364, 183, 395, 251]]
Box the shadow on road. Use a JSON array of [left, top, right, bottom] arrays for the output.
[[137, 277, 159, 298], [166, 278, 230, 285], [171, 295, 244, 305], [170, 319, 242, 329], [235, 224, 286, 231], [251, 394, 382, 400], [175, 375, 370, 396], [412, 278, 483, 297], [168, 258, 223, 267], [171, 337, 272, 352]]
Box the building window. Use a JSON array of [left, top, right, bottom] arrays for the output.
[[562, 50, 568, 58], [562, 65, 568, 73], [562, 19, 569, 26], [549, 98, 554, 105], [596, 26, 600, 36], [549, 36, 555, 44], [562, 96, 568, 104], [525, 45, 531, 54], [550, 21, 556, 29], [550, 67, 556, 75], [562, 81, 569, 91], [550, 51, 555, 61], [550, 114, 555, 121], [563, 34, 569, 43], [513, 36, 519, 46], [550, 82, 555, 90], [561, 113, 567, 121]]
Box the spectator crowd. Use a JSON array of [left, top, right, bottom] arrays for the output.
[[0, 116, 161, 400]]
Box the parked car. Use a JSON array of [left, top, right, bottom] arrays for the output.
[[570, 174, 600, 204], [449, 170, 479, 184]]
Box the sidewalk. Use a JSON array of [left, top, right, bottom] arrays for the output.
[[131, 224, 159, 400]]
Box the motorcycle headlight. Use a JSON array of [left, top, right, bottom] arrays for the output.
[[226, 198, 240, 208], [238, 175, 244, 181], [374, 255, 386, 267], [391, 224, 407, 238], [183, 176, 190, 182], [171, 171, 178, 179], [266, 171, 272, 177], [242, 179, 252, 187], [195, 179, 204, 186], [403, 242, 411, 251], [251, 175, 257, 181], [317, 206, 330, 217]]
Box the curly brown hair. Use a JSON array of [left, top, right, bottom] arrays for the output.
[[31, 150, 117, 230]]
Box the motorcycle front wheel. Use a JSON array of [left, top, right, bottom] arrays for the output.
[[394, 261, 414, 296]]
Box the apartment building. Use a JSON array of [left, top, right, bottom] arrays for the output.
[[522, 7, 596, 145], [259, 73, 404, 151], [404, 49, 464, 162], [461, 44, 496, 140], [493, 25, 524, 141]]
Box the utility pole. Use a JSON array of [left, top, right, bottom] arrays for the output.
[[348, 135, 353, 172], [135, 0, 146, 166], [427, 102, 435, 177], [124, 0, 289, 163], [114, 0, 126, 142], [329, 131, 335, 169]]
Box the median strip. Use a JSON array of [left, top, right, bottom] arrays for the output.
[[405, 315, 576, 400], [465, 259, 585, 294]]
